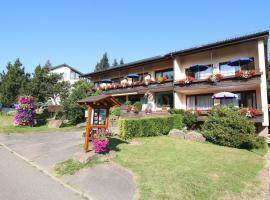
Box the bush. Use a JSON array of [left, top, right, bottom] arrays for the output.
[[202, 106, 258, 150], [133, 101, 142, 111], [110, 107, 121, 117], [14, 96, 36, 126], [119, 115, 183, 139], [169, 109, 197, 129]]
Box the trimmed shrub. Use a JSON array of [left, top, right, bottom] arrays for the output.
[[110, 107, 121, 117], [169, 109, 197, 129], [133, 101, 142, 111], [202, 106, 258, 150], [119, 115, 183, 139]]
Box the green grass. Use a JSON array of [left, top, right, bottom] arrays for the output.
[[54, 159, 102, 176], [0, 115, 83, 133], [114, 136, 266, 200]]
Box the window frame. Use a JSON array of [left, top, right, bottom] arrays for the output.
[[155, 68, 174, 81]]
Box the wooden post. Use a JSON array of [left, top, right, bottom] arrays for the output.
[[84, 105, 92, 152], [105, 108, 109, 129]]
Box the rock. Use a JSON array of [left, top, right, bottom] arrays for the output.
[[184, 131, 206, 142], [168, 129, 185, 139], [48, 119, 63, 128], [73, 150, 98, 163], [76, 122, 86, 128]]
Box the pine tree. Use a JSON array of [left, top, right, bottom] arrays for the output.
[[120, 58, 124, 65], [0, 59, 30, 106], [112, 59, 118, 67], [94, 53, 110, 72]]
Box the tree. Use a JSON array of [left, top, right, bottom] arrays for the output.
[[30, 64, 51, 103], [30, 62, 70, 104], [120, 58, 124, 65], [46, 73, 70, 105], [112, 59, 118, 67], [0, 59, 30, 106], [58, 79, 100, 124], [95, 53, 110, 72]]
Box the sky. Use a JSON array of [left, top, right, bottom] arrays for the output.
[[0, 0, 270, 74]]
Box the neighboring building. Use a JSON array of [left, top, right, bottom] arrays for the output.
[[50, 64, 83, 85], [81, 31, 269, 135], [49, 64, 83, 105]]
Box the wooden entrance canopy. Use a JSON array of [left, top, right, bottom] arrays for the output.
[[78, 95, 121, 152]]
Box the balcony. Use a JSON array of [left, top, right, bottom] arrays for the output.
[[174, 70, 261, 93], [96, 78, 174, 95]]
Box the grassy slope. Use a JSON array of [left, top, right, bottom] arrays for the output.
[[115, 136, 266, 200], [0, 115, 83, 133]]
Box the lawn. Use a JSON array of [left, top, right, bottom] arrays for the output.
[[114, 136, 266, 200], [0, 115, 83, 133]]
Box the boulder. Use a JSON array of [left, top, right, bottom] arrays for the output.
[[76, 122, 86, 128], [184, 131, 206, 142], [168, 129, 185, 139], [73, 150, 98, 163], [48, 119, 63, 128]]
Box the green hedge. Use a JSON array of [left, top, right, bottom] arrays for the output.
[[119, 115, 183, 139]]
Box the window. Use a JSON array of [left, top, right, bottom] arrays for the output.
[[219, 57, 255, 76], [131, 73, 148, 82], [155, 92, 173, 107], [155, 69, 173, 80], [220, 91, 256, 108], [186, 94, 213, 110], [185, 65, 213, 80]]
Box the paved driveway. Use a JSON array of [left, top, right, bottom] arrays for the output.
[[0, 131, 83, 172], [0, 131, 137, 200], [0, 146, 81, 200]]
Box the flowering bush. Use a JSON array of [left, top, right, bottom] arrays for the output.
[[207, 73, 223, 83], [157, 76, 167, 83], [92, 128, 111, 153], [241, 107, 260, 118], [235, 70, 255, 79], [176, 76, 195, 86], [14, 96, 36, 126]]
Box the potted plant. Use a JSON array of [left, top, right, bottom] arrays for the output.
[[235, 70, 256, 79], [176, 76, 195, 86], [207, 73, 223, 83], [92, 128, 111, 153]]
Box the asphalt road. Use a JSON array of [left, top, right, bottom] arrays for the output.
[[0, 146, 81, 200]]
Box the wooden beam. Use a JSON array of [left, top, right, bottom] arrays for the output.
[[84, 105, 92, 152]]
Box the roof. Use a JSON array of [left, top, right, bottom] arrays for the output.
[[81, 30, 269, 78], [78, 95, 121, 107], [50, 64, 83, 75]]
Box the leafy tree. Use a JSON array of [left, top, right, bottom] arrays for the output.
[[0, 59, 30, 106], [112, 59, 118, 67], [46, 73, 70, 105], [58, 79, 100, 124], [30, 62, 70, 104], [94, 53, 110, 72], [120, 58, 124, 65]]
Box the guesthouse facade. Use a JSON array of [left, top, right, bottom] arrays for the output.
[[82, 31, 269, 135]]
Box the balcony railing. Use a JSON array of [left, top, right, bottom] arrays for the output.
[[174, 70, 261, 87], [96, 77, 173, 92]]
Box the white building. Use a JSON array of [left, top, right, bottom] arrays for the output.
[[50, 64, 83, 85], [49, 64, 83, 105]]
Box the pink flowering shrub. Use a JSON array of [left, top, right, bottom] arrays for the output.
[[92, 128, 111, 153], [14, 96, 36, 126]]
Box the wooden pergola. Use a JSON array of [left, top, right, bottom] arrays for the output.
[[78, 95, 121, 152]]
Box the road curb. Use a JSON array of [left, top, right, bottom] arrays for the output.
[[0, 142, 95, 200]]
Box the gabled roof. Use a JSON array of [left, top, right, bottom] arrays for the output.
[[78, 95, 121, 107], [81, 30, 269, 78], [50, 64, 83, 75]]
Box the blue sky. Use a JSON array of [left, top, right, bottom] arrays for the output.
[[0, 0, 269, 74]]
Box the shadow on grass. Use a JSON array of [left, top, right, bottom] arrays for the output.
[[108, 137, 128, 152]]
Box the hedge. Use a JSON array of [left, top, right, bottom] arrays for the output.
[[119, 115, 183, 139]]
